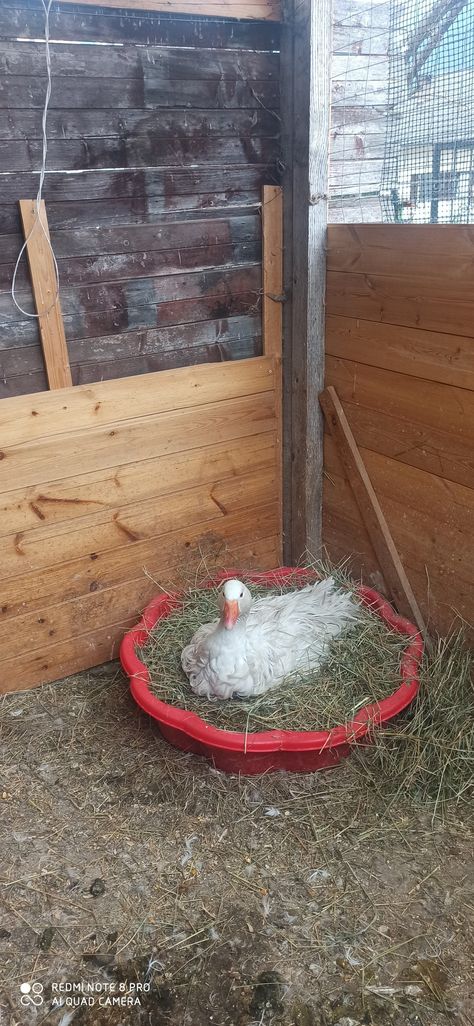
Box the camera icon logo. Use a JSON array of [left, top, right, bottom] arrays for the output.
[[20, 982, 44, 1007]]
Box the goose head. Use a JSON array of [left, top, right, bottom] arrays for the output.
[[218, 579, 252, 630]]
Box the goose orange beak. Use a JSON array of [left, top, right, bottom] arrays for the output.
[[223, 599, 239, 630]]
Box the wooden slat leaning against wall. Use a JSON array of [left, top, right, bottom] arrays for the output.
[[323, 224, 474, 636], [0, 355, 281, 694]]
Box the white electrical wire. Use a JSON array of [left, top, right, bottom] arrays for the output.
[[11, 0, 60, 318]]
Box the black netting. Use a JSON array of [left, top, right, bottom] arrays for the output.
[[330, 0, 474, 223]]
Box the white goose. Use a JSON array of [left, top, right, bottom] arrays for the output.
[[181, 577, 360, 700]]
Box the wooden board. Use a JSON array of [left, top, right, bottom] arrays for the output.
[[18, 200, 71, 390], [0, 5, 280, 49], [326, 269, 474, 338], [326, 315, 474, 391], [0, 537, 281, 693], [0, 349, 282, 690], [320, 386, 426, 633], [0, 355, 273, 446], [327, 224, 474, 282], [0, 7, 281, 395], [0, 432, 275, 538], [323, 224, 474, 634], [57, 0, 280, 19], [262, 184, 283, 557]]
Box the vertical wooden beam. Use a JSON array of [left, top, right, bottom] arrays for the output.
[[262, 184, 283, 560], [281, 0, 330, 560], [19, 199, 72, 390]]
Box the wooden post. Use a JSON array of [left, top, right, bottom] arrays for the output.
[[281, 0, 330, 562], [262, 185, 283, 560], [19, 200, 72, 390]]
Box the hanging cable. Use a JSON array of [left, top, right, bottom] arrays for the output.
[[11, 0, 60, 318]]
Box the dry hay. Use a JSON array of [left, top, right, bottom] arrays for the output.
[[139, 566, 473, 815], [141, 578, 406, 733]]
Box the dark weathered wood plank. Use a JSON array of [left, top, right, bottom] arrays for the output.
[[0, 2, 281, 49], [0, 264, 262, 345], [0, 107, 279, 142], [0, 215, 260, 262], [0, 197, 263, 236], [0, 166, 277, 205], [0, 136, 279, 173], [0, 239, 261, 290], [0, 74, 279, 111], [0, 41, 278, 82]]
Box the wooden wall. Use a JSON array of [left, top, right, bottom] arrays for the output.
[[0, 355, 280, 693], [0, 0, 281, 396], [323, 224, 474, 635]]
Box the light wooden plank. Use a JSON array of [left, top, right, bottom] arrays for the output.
[[262, 186, 283, 361], [320, 385, 427, 635], [326, 356, 474, 445], [323, 478, 474, 624], [0, 534, 281, 694], [262, 183, 283, 561], [327, 396, 474, 491], [327, 224, 474, 283], [0, 355, 274, 449], [0, 503, 279, 624], [0, 515, 279, 661], [286, 0, 330, 559], [326, 315, 474, 392], [327, 270, 474, 338], [0, 467, 277, 582], [0, 392, 276, 493], [57, 0, 281, 19], [18, 199, 71, 390], [324, 433, 474, 534], [0, 433, 276, 538]]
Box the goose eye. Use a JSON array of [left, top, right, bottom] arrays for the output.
[[240, 591, 244, 598]]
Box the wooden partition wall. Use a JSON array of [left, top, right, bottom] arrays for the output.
[[323, 224, 474, 635], [0, 353, 281, 693]]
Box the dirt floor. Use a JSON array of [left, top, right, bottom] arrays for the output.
[[0, 663, 472, 1026]]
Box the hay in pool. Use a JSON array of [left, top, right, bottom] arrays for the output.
[[139, 577, 407, 734]]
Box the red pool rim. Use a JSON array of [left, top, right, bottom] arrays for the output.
[[120, 568, 424, 771]]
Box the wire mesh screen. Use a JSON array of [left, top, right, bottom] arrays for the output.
[[330, 0, 474, 223]]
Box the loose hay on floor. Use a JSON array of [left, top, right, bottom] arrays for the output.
[[140, 579, 408, 733]]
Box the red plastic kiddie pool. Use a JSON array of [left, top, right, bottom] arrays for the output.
[[120, 567, 424, 775]]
